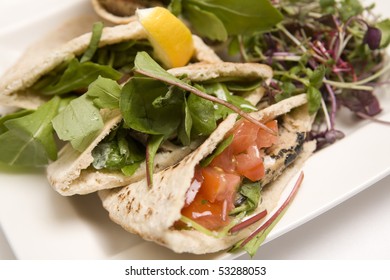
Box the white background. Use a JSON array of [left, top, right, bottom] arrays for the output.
[[0, 0, 390, 260]]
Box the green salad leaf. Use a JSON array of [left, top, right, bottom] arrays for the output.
[[120, 77, 184, 136], [80, 22, 104, 63], [186, 92, 217, 137], [86, 76, 121, 109], [230, 181, 262, 215], [36, 58, 122, 96], [52, 94, 104, 152], [0, 97, 61, 166], [92, 125, 145, 174], [175, 0, 283, 41], [146, 134, 165, 187]]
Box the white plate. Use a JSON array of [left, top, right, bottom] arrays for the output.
[[1, 0, 390, 260]]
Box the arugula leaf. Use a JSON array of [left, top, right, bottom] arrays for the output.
[[184, 3, 228, 41], [120, 77, 184, 137], [86, 76, 121, 109], [187, 93, 217, 137], [92, 126, 145, 172], [80, 22, 104, 63], [0, 109, 33, 134], [181, 0, 283, 40], [0, 97, 61, 166], [37, 58, 122, 96], [52, 94, 104, 152], [201, 83, 256, 120], [230, 181, 262, 215], [146, 134, 164, 187], [178, 98, 193, 146]]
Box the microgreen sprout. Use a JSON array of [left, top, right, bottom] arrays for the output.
[[231, 0, 390, 149]]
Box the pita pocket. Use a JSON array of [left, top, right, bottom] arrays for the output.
[[47, 60, 273, 196], [99, 94, 316, 254]]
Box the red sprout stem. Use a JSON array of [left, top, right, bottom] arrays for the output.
[[229, 209, 268, 234], [240, 172, 305, 247]]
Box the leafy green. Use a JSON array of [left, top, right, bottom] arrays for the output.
[[178, 0, 283, 40], [80, 22, 104, 63], [307, 86, 322, 114], [92, 40, 152, 71], [86, 76, 121, 109], [184, 3, 228, 41], [36, 58, 122, 96], [0, 97, 61, 166], [230, 181, 262, 215], [120, 77, 184, 136], [146, 134, 165, 187], [52, 94, 104, 152], [92, 125, 145, 172], [177, 99, 193, 146], [0, 109, 33, 134], [377, 19, 390, 48], [187, 93, 217, 137]]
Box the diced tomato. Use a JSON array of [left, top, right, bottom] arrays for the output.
[[179, 117, 279, 231], [235, 145, 265, 181], [199, 166, 241, 203], [181, 193, 232, 230], [228, 119, 259, 154], [209, 145, 236, 173], [256, 120, 278, 149]]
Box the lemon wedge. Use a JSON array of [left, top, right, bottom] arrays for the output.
[[136, 7, 194, 68]]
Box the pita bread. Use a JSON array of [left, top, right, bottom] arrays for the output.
[[47, 61, 272, 196], [98, 94, 316, 254], [0, 20, 221, 109]]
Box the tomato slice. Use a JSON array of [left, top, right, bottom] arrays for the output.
[[256, 120, 278, 149], [229, 119, 259, 154], [235, 145, 265, 181]]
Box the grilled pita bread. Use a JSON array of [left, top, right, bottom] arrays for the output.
[[0, 20, 221, 109], [46, 61, 272, 196], [98, 94, 316, 254]]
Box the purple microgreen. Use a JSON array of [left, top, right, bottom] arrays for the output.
[[229, 209, 267, 234], [364, 26, 382, 50], [239, 171, 305, 249], [338, 90, 382, 116]]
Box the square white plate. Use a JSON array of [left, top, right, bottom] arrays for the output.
[[1, 0, 390, 259]]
